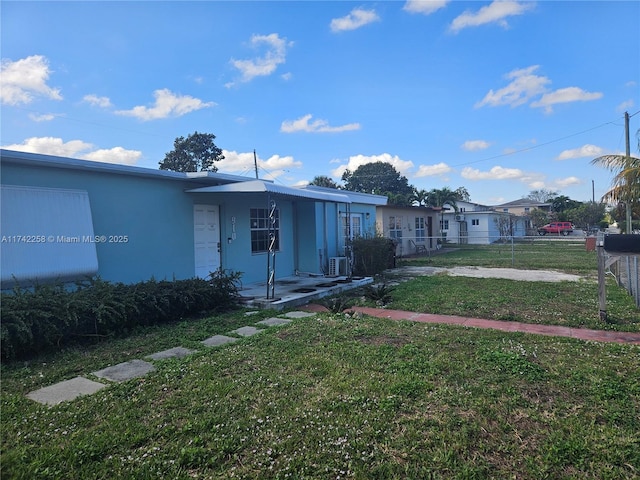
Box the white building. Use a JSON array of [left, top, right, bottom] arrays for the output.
[[441, 201, 527, 245]]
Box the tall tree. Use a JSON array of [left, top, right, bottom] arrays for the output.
[[565, 202, 606, 230], [341, 162, 413, 197], [159, 131, 224, 172], [454, 186, 471, 202], [527, 189, 558, 202], [309, 175, 340, 189], [551, 195, 581, 216]]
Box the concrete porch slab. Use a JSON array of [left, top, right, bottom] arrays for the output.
[[92, 359, 156, 383], [27, 376, 107, 406], [201, 335, 238, 347], [145, 347, 196, 361], [258, 317, 292, 327]]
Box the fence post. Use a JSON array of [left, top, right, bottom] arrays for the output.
[[597, 243, 607, 322], [511, 236, 515, 267]]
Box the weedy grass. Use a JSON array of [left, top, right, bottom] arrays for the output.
[[385, 275, 640, 332], [2, 240, 639, 479], [402, 240, 598, 275], [2, 314, 639, 479]]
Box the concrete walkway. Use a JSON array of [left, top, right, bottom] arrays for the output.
[[301, 304, 640, 345], [26, 310, 317, 406]]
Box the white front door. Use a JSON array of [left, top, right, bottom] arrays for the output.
[[194, 204, 220, 279]]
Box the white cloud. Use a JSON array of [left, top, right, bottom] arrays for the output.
[[450, 0, 534, 33], [218, 150, 302, 178], [415, 162, 452, 177], [461, 140, 491, 151], [1, 136, 141, 165], [553, 176, 581, 189], [115, 89, 214, 121], [280, 114, 361, 133], [28, 113, 56, 122], [227, 33, 292, 86], [3, 137, 93, 157], [476, 65, 550, 108], [461, 165, 525, 180], [82, 147, 142, 165], [530, 87, 603, 113], [462, 164, 550, 190], [330, 8, 380, 32], [557, 144, 603, 160], [617, 99, 635, 112], [0, 55, 62, 105], [83, 94, 112, 108], [403, 0, 449, 15], [331, 153, 414, 178]]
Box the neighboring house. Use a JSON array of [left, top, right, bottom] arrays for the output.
[[376, 205, 438, 256], [0, 149, 384, 288], [492, 198, 551, 216], [441, 200, 526, 244]]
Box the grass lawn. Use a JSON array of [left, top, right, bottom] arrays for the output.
[[2, 241, 639, 479], [400, 240, 599, 275], [2, 313, 639, 479]]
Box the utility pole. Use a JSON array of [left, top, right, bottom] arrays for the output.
[[625, 111, 631, 233], [253, 149, 259, 179]]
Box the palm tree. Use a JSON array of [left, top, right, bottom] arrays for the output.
[[591, 153, 640, 233], [411, 188, 430, 207], [426, 187, 459, 212]]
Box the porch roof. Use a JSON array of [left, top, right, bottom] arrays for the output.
[[186, 179, 352, 203]]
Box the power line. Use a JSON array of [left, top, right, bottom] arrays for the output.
[[449, 118, 621, 169]]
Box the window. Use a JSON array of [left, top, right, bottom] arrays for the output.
[[439, 219, 449, 231], [341, 214, 363, 250], [472, 219, 480, 226], [524, 207, 530, 213], [250, 208, 279, 253], [415, 217, 425, 242], [389, 215, 402, 240]]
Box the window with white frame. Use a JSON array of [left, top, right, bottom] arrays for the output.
[[472, 219, 480, 226], [341, 214, 363, 249], [250, 208, 279, 253], [415, 217, 425, 242], [439, 219, 449, 231], [389, 215, 402, 240]]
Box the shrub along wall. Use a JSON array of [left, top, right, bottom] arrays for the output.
[[0, 271, 242, 362], [352, 237, 396, 277]]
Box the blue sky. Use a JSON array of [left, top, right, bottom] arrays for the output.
[[2, 1, 638, 205]]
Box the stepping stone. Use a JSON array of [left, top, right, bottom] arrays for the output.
[[27, 376, 107, 406], [282, 311, 317, 319], [201, 335, 238, 347], [244, 311, 260, 316], [230, 326, 263, 337], [258, 317, 292, 327], [92, 359, 156, 383], [145, 347, 195, 361]]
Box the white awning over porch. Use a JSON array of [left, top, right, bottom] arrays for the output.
[[186, 179, 351, 203]]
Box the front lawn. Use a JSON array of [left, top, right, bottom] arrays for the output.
[[2, 313, 639, 479]]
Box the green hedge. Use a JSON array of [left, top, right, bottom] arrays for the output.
[[0, 270, 242, 362], [352, 237, 396, 277]]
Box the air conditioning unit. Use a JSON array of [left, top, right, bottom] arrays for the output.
[[455, 214, 465, 221], [329, 257, 347, 276]]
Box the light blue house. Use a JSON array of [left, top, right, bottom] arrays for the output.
[[0, 149, 385, 289]]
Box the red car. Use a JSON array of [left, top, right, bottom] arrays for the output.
[[537, 222, 574, 236]]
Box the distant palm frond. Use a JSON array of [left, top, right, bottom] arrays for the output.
[[591, 154, 640, 204]]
